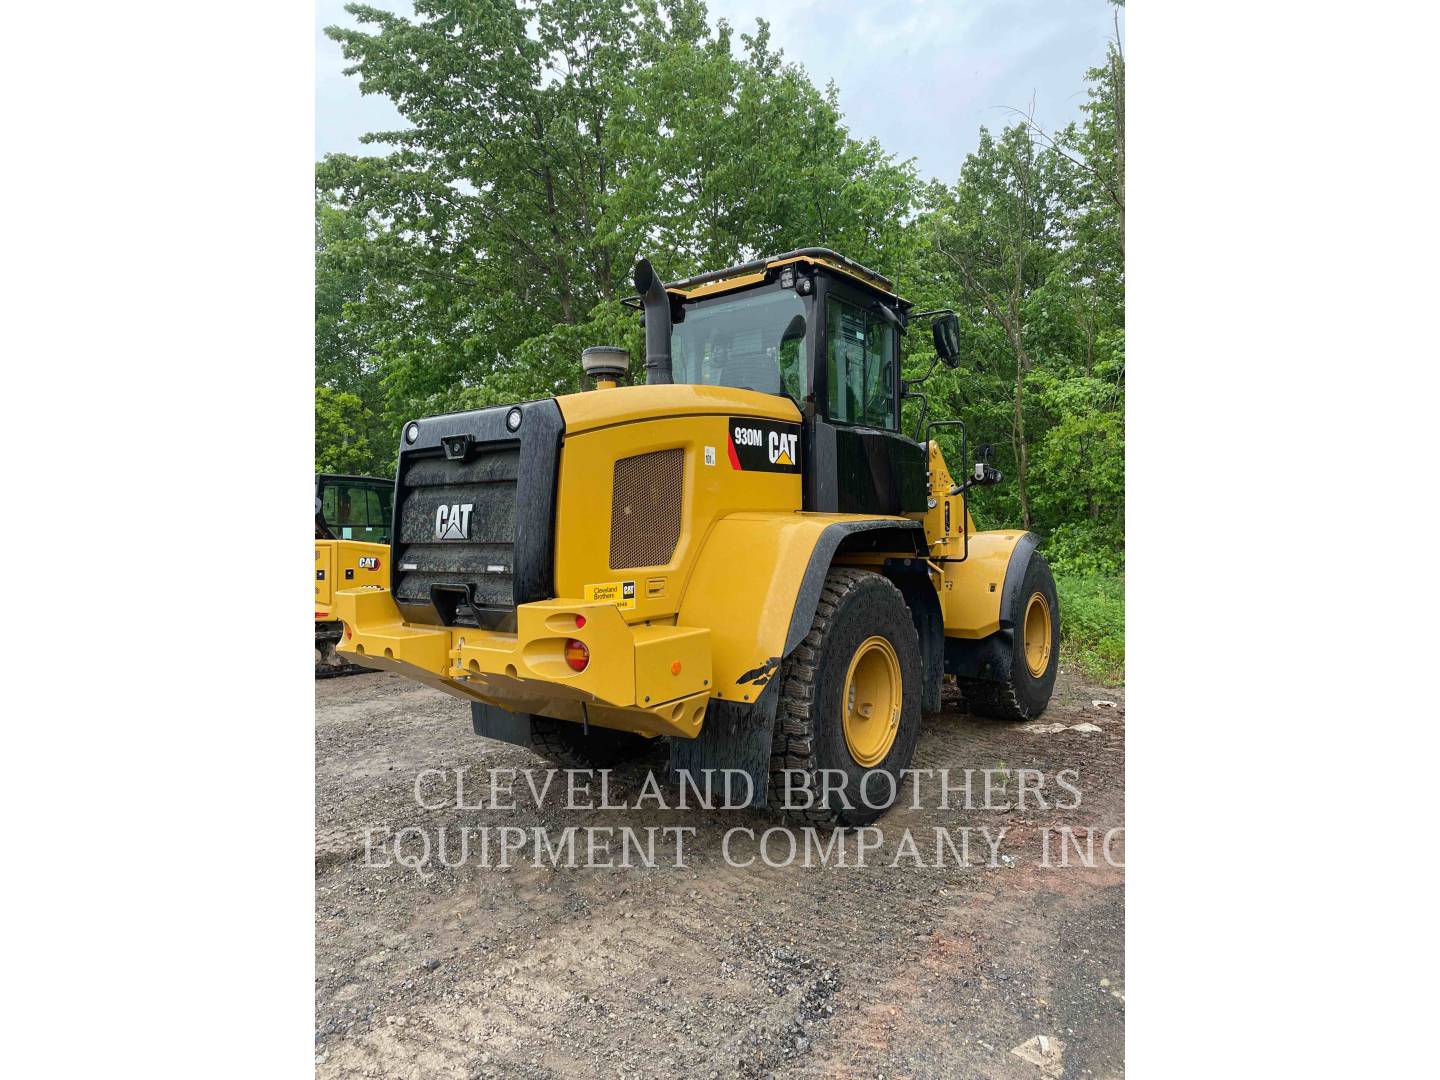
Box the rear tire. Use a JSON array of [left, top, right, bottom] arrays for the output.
[[959, 551, 1060, 720], [528, 715, 651, 769], [315, 624, 352, 676], [769, 568, 923, 826]]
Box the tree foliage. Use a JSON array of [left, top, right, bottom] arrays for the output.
[[315, 0, 1125, 576]]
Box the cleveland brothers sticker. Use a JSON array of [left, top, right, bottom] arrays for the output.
[[726, 418, 801, 473], [584, 580, 637, 610]]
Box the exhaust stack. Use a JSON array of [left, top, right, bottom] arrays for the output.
[[633, 258, 673, 385]]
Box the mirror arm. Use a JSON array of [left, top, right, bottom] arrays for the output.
[[901, 387, 930, 442], [902, 353, 940, 391]]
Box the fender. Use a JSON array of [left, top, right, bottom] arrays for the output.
[[678, 512, 925, 702], [997, 531, 1042, 629], [674, 511, 925, 806], [942, 528, 1032, 639], [944, 530, 1041, 681]]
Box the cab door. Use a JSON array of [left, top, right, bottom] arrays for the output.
[[805, 279, 927, 514]]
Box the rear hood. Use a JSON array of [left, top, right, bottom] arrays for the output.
[[556, 383, 800, 436]]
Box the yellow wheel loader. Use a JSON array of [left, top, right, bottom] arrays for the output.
[[330, 249, 1059, 823], [315, 474, 392, 676]]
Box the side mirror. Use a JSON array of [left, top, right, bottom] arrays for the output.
[[932, 313, 962, 368]]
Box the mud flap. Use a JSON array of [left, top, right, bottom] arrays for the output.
[[944, 630, 1014, 682], [882, 557, 944, 715], [470, 702, 536, 747], [668, 681, 778, 808]]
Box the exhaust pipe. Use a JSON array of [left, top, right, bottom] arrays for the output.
[[633, 258, 672, 385]]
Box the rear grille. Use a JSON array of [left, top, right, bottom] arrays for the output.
[[610, 448, 683, 569], [394, 447, 519, 627]]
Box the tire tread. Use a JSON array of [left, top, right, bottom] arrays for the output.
[[767, 568, 919, 825]]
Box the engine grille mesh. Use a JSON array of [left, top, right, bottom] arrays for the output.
[[610, 448, 683, 569]]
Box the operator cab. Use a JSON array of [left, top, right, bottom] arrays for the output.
[[637, 248, 960, 516], [315, 473, 395, 543]]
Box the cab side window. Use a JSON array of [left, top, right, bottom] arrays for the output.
[[825, 297, 895, 429]]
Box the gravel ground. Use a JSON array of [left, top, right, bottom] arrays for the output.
[[316, 668, 1125, 1079]]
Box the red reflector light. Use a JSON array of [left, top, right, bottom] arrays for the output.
[[343, 626, 352, 641], [564, 638, 589, 672], [575, 614, 587, 629]]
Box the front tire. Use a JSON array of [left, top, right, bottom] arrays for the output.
[[960, 551, 1060, 720], [769, 568, 923, 826]]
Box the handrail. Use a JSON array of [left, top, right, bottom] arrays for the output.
[[924, 418, 969, 563]]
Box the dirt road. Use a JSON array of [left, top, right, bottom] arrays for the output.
[[316, 669, 1125, 1079]]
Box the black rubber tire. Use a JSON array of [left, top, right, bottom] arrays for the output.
[[528, 715, 651, 769], [315, 624, 357, 676], [768, 568, 923, 827], [959, 551, 1060, 721]]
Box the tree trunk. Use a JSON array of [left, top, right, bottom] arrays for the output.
[[1109, 12, 1126, 252], [543, 165, 575, 324], [1010, 330, 1032, 531], [1007, 258, 1032, 530], [940, 242, 1034, 530], [532, 109, 576, 325]]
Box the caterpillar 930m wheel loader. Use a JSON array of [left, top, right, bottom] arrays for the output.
[[315, 473, 392, 676], [330, 249, 1059, 824]]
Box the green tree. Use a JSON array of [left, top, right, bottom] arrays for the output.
[[316, 0, 917, 419], [925, 126, 1068, 529], [899, 25, 1124, 570], [315, 385, 385, 475], [315, 202, 396, 475], [315, 0, 1125, 584]]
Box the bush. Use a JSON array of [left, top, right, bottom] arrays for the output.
[[1053, 572, 1125, 685]]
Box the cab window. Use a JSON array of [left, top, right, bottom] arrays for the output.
[[319, 481, 391, 543], [825, 297, 895, 429], [671, 288, 807, 401]]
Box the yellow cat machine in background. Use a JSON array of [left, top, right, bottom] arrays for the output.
[[329, 250, 1059, 822], [315, 474, 392, 676]]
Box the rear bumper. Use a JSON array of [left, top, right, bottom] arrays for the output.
[[332, 587, 712, 738]]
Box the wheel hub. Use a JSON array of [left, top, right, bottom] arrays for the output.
[[842, 636, 902, 767], [1023, 591, 1052, 677]]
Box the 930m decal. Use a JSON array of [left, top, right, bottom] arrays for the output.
[[727, 418, 801, 473]]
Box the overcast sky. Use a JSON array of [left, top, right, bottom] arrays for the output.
[[316, 0, 1124, 184]]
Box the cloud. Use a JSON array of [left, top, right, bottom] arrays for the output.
[[708, 0, 1123, 182]]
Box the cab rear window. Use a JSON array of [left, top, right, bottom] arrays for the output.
[[319, 481, 391, 543]]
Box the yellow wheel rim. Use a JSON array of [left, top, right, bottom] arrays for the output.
[[1023, 592, 1053, 677], [841, 636, 902, 767]]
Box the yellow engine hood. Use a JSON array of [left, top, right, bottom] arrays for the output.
[[555, 383, 801, 435]]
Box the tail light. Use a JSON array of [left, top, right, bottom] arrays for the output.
[[564, 639, 589, 672]]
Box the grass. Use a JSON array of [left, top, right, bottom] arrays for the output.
[[1053, 572, 1125, 685]]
